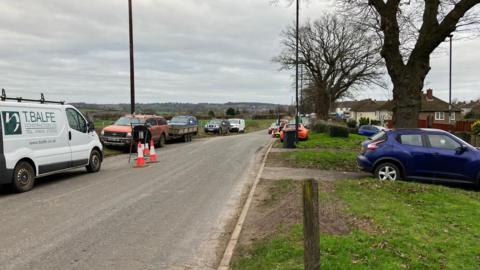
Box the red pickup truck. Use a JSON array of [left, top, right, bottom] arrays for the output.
[[100, 114, 169, 149]]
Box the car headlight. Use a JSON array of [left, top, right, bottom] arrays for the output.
[[127, 132, 132, 137], [101, 130, 105, 136]]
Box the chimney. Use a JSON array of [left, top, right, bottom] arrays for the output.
[[426, 89, 433, 100]]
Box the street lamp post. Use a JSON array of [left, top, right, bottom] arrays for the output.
[[128, 0, 136, 115], [448, 34, 453, 125], [295, 0, 300, 142]]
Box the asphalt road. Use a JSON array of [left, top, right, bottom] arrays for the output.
[[0, 131, 271, 270]]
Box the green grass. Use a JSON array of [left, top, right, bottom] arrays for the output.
[[296, 132, 366, 151], [270, 131, 363, 171], [233, 179, 480, 270], [280, 150, 358, 171]]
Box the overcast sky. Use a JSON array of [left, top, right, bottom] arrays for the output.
[[0, 0, 478, 105]]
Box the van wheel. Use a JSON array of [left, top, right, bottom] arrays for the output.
[[375, 162, 400, 181], [86, 149, 102, 173], [12, 161, 35, 193]]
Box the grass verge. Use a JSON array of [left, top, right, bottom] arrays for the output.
[[296, 132, 365, 151], [233, 179, 480, 270], [284, 150, 358, 171]]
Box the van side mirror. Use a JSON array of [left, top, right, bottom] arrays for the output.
[[88, 121, 95, 133]]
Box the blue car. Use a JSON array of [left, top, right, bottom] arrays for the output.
[[169, 115, 198, 126], [358, 125, 385, 137], [357, 128, 480, 185]]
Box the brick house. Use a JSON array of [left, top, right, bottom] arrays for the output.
[[381, 89, 462, 127]]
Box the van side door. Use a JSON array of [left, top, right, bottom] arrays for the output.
[[66, 108, 91, 167]]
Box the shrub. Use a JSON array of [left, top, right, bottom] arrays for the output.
[[359, 117, 370, 126], [471, 120, 480, 136], [464, 111, 475, 119], [371, 120, 381, 125], [348, 127, 359, 134], [329, 125, 349, 138], [312, 121, 330, 133], [346, 119, 357, 128]]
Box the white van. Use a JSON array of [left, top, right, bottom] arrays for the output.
[[0, 98, 103, 192], [228, 118, 246, 133]]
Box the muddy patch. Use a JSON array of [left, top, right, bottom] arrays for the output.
[[233, 179, 378, 259]]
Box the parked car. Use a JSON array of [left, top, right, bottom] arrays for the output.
[[101, 115, 169, 148], [169, 115, 198, 126], [204, 119, 230, 135], [357, 128, 480, 185], [268, 123, 279, 135], [167, 115, 198, 142], [358, 125, 385, 137], [279, 123, 309, 142], [228, 118, 246, 133], [0, 98, 103, 192]]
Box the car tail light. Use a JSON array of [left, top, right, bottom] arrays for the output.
[[367, 140, 384, 151]]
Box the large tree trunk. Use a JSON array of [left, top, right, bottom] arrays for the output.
[[315, 93, 330, 120], [391, 59, 430, 128]]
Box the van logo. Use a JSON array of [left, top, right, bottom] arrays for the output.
[[2, 111, 22, 135]]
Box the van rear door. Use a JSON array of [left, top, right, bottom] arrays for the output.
[[65, 108, 91, 167]]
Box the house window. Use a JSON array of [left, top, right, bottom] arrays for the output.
[[435, 112, 445, 120]]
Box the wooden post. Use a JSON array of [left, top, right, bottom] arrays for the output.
[[303, 179, 320, 270]]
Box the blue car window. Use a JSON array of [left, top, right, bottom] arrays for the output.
[[427, 134, 460, 150], [399, 134, 423, 147]]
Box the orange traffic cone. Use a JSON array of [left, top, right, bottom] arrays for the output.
[[148, 139, 158, 163], [135, 142, 145, 168], [143, 142, 149, 156]]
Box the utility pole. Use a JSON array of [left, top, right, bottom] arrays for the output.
[[300, 65, 304, 115], [448, 34, 453, 125], [128, 0, 136, 115], [295, 0, 300, 141]]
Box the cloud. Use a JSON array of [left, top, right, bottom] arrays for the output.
[[0, 0, 478, 105]]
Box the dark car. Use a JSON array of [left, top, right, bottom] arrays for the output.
[[358, 125, 385, 137], [204, 119, 230, 135], [357, 128, 480, 185]]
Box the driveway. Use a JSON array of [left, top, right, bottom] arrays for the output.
[[0, 132, 271, 270]]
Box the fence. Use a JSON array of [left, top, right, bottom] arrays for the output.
[[386, 119, 474, 132]]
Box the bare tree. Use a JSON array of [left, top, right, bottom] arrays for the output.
[[274, 14, 384, 119], [342, 0, 480, 127]]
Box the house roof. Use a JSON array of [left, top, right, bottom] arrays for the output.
[[456, 101, 480, 109], [335, 100, 359, 108], [350, 99, 387, 112], [378, 93, 461, 112]]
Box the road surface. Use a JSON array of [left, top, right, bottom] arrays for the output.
[[0, 131, 271, 270]]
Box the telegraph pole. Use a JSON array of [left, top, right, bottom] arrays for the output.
[[128, 0, 136, 114], [448, 34, 453, 125], [295, 0, 300, 141]]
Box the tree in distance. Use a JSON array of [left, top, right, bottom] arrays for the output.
[[208, 110, 215, 118], [226, 107, 236, 116]]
